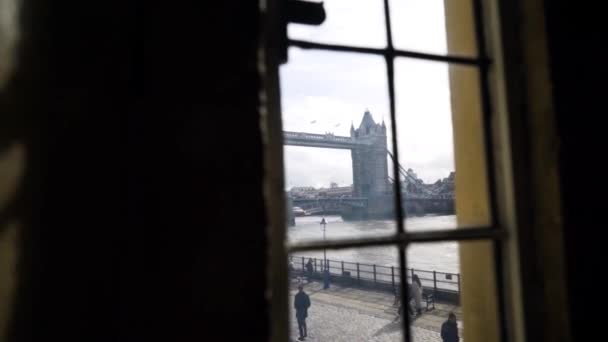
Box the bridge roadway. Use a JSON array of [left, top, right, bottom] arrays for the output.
[[291, 196, 454, 218], [292, 197, 368, 208], [292, 195, 453, 206], [284, 131, 372, 150]]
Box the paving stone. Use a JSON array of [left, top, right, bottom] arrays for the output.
[[289, 281, 464, 341]]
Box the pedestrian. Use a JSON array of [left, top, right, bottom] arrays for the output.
[[441, 312, 459, 342], [393, 286, 400, 307], [393, 286, 404, 321], [397, 301, 403, 320], [405, 283, 415, 316], [294, 284, 311, 341], [410, 274, 423, 316], [322, 267, 330, 289], [305, 258, 314, 282], [393, 286, 412, 321]]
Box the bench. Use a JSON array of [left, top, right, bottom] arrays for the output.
[[397, 285, 435, 314], [422, 290, 435, 311]]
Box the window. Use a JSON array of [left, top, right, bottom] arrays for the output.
[[261, 0, 520, 341]]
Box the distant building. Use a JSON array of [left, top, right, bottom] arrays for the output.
[[289, 186, 319, 198], [289, 184, 353, 199], [325, 185, 353, 197]]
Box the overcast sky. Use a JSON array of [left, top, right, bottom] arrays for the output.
[[281, 0, 456, 189]]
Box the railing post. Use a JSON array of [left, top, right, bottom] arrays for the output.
[[411, 268, 415, 281], [391, 266, 395, 290], [457, 274, 461, 294], [341, 261, 344, 274], [356, 263, 360, 283], [314, 258, 317, 273], [373, 264, 377, 284], [301, 257, 304, 271], [433, 271, 437, 295]]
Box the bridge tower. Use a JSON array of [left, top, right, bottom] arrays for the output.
[[350, 110, 390, 197]]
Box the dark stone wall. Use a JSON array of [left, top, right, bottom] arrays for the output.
[[3, 1, 268, 341], [544, 1, 608, 340]]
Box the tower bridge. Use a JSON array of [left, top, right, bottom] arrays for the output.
[[285, 110, 454, 221]]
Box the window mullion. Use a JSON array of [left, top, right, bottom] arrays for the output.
[[287, 39, 488, 66], [287, 226, 503, 254], [278, 1, 508, 340], [380, 0, 413, 340]]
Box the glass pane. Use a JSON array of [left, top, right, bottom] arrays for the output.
[[406, 240, 500, 341], [288, 247, 404, 341], [288, 0, 387, 48], [281, 48, 398, 243], [394, 58, 490, 229], [389, 0, 478, 57]]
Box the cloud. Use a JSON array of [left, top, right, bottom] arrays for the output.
[[282, 0, 455, 187], [284, 146, 352, 189]]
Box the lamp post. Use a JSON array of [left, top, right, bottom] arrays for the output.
[[320, 217, 329, 289]]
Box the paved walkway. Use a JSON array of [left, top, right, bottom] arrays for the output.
[[289, 279, 463, 342]]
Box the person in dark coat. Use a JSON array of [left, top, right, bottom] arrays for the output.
[[294, 284, 311, 341], [305, 258, 314, 282], [441, 312, 459, 342]]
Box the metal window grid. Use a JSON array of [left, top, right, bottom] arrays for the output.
[[283, 0, 506, 340]]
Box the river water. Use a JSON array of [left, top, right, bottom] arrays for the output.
[[288, 214, 460, 274]]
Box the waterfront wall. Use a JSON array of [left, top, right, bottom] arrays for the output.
[[341, 195, 454, 221], [290, 255, 461, 304]]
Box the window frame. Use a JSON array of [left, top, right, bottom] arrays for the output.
[[258, 0, 553, 340]]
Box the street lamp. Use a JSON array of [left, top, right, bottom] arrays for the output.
[[320, 217, 327, 267], [320, 217, 329, 289]]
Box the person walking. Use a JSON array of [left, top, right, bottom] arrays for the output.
[[294, 284, 311, 341], [441, 312, 459, 342], [305, 258, 314, 282], [410, 274, 423, 316], [392, 286, 404, 321]]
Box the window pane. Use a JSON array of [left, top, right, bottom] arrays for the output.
[[406, 240, 500, 341], [389, 0, 477, 57], [281, 48, 398, 242], [394, 58, 490, 229], [288, 247, 404, 341], [288, 0, 387, 48]]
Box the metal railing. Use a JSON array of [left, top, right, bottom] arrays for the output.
[[290, 255, 461, 294]]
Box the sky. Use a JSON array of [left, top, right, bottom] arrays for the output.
[[280, 0, 458, 189]]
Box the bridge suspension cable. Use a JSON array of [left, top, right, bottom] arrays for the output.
[[386, 150, 438, 197]]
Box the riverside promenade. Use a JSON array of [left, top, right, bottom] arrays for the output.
[[288, 280, 463, 342]]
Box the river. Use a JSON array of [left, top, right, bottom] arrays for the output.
[[288, 214, 460, 274]]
